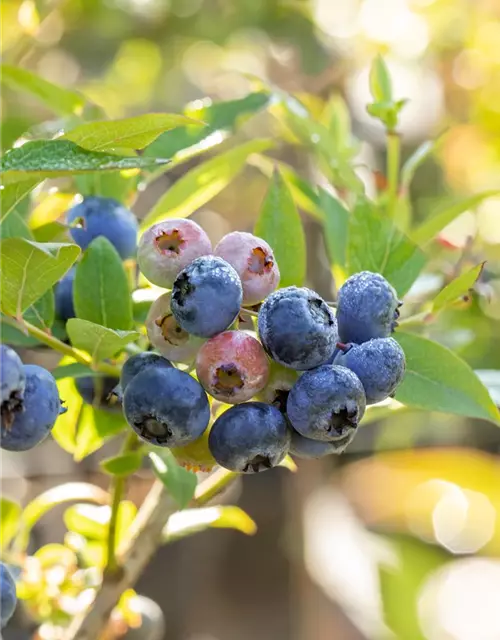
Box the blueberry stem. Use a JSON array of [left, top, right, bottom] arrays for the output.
[[3, 316, 121, 377], [386, 131, 401, 218], [240, 307, 259, 318]]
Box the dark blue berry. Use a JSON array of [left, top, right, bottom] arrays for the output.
[[1, 365, 64, 451], [208, 402, 290, 473], [287, 365, 366, 441], [0, 345, 25, 429], [258, 287, 338, 370], [290, 429, 354, 458], [123, 367, 210, 447], [171, 256, 243, 338], [54, 267, 76, 322], [75, 375, 121, 410], [118, 352, 173, 400], [0, 562, 16, 628], [67, 196, 138, 259], [336, 271, 402, 344], [334, 337, 405, 404]]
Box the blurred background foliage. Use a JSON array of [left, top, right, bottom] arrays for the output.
[[2, 1, 500, 639]]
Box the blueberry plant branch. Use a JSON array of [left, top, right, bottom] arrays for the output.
[[63, 468, 239, 640], [386, 131, 401, 218], [2, 316, 121, 377]]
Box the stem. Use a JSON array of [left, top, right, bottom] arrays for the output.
[[194, 468, 238, 506], [2, 316, 121, 377], [105, 431, 139, 575], [386, 131, 401, 218]]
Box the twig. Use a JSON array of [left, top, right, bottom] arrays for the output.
[[386, 131, 400, 218]]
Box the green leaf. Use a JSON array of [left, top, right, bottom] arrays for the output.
[[16, 482, 109, 552], [32, 221, 70, 243], [74, 237, 133, 330], [0, 498, 21, 552], [74, 171, 138, 203], [401, 138, 439, 191], [100, 452, 143, 476], [432, 263, 485, 312], [65, 113, 201, 152], [0, 209, 33, 240], [369, 55, 393, 103], [319, 188, 349, 269], [0, 239, 80, 316], [322, 94, 358, 159], [394, 332, 500, 423], [66, 318, 139, 362], [52, 362, 94, 380], [23, 288, 55, 329], [0, 140, 169, 185], [144, 92, 270, 160], [64, 504, 109, 540], [412, 190, 500, 245], [142, 139, 274, 228], [73, 404, 127, 461], [254, 169, 306, 288], [52, 377, 83, 454], [149, 449, 197, 510], [163, 506, 257, 543], [1, 64, 86, 116], [0, 179, 39, 222], [347, 199, 425, 296]]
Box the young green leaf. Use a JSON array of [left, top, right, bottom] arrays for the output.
[[52, 377, 83, 454], [347, 199, 425, 296], [254, 168, 306, 288], [1, 64, 86, 116], [23, 288, 55, 329], [66, 318, 140, 362], [0, 498, 21, 552], [319, 188, 349, 269], [52, 362, 95, 380], [0, 140, 169, 185], [74, 237, 133, 330], [100, 452, 143, 477], [73, 405, 127, 461], [163, 506, 257, 543], [432, 263, 485, 312], [411, 190, 500, 245], [0, 239, 80, 316], [65, 113, 202, 152], [369, 55, 393, 103], [0, 209, 33, 240], [0, 179, 40, 222], [142, 139, 273, 228], [394, 332, 500, 424], [64, 504, 109, 540], [149, 449, 197, 510], [401, 137, 441, 191]]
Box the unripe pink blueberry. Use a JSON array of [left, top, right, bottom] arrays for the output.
[[196, 330, 270, 403], [214, 231, 280, 306], [138, 219, 212, 288], [146, 292, 204, 363]]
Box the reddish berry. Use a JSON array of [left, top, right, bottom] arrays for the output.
[[138, 219, 212, 288], [196, 331, 270, 404], [214, 231, 280, 306], [146, 292, 204, 364]]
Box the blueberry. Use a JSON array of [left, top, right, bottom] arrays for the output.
[[138, 219, 212, 288], [214, 231, 280, 305], [196, 330, 269, 404], [123, 367, 210, 447], [120, 352, 173, 395], [171, 256, 243, 338], [336, 271, 402, 344], [290, 429, 354, 458], [75, 375, 121, 410], [0, 562, 16, 628], [258, 286, 338, 370], [287, 365, 366, 441], [334, 337, 406, 404], [0, 345, 25, 429], [67, 196, 138, 259], [1, 365, 64, 451], [208, 402, 290, 473], [54, 267, 76, 322], [146, 292, 205, 363]]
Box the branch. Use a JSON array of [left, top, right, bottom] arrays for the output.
[[63, 469, 239, 640]]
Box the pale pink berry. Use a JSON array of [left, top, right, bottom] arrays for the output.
[[214, 231, 280, 306], [138, 219, 212, 288], [146, 292, 204, 363], [196, 330, 270, 404]]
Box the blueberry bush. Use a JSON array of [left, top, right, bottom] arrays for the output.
[[1, 52, 499, 640]]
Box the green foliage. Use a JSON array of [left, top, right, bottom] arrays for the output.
[[150, 450, 197, 510], [0, 498, 22, 552], [163, 506, 257, 542], [432, 263, 485, 312], [66, 319, 139, 362]]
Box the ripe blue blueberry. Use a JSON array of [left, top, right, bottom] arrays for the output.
[[287, 365, 366, 441], [123, 367, 210, 447], [258, 286, 338, 370], [0, 562, 16, 628], [1, 365, 65, 451], [334, 337, 406, 404], [120, 352, 173, 395], [54, 268, 76, 322], [171, 256, 243, 338], [0, 345, 25, 428], [208, 402, 290, 473], [336, 271, 402, 344], [290, 429, 354, 459], [67, 196, 138, 259], [75, 375, 121, 410]]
